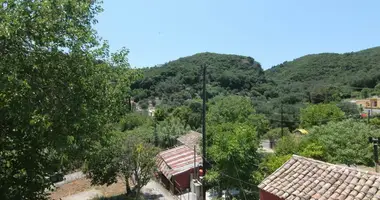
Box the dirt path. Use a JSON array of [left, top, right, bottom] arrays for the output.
[[49, 177, 126, 200], [61, 189, 103, 200], [141, 180, 177, 200]]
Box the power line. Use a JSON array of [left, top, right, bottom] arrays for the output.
[[232, 155, 248, 200], [178, 142, 261, 190]]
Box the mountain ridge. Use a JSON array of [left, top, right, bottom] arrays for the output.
[[132, 46, 380, 106]]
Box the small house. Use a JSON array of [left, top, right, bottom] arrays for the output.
[[293, 129, 308, 136], [353, 97, 380, 109], [156, 145, 202, 194]]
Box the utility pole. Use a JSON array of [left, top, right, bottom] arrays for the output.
[[368, 110, 371, 124], [369, 137, 379, 172], [194, 145, 197, 180], [154, 119, 158, 147], [128, 97, 132, 112], [281, 104, 284, 137], [201, 64, 207, 200]]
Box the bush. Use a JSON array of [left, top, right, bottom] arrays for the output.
[[139, 99, 149, 110]]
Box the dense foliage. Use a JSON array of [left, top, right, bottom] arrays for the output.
[[300, 103, 345, 128], [274, 120, 380, 166], [266, 47, 380, 104], [206, 95, 265, 199], [4, 1, 380, 199], [0, 1, 139, 199], [131, 53, 269, 105], [132, 47, 380, 131]]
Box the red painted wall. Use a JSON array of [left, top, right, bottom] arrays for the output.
[[260, 189, 283, 200], [173, 168, 193, 192]]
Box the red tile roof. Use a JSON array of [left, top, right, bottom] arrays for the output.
[[259, 155, 380, 200], [156, 145, 202, 179]]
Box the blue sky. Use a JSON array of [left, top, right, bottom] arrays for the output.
[[95, 0, 380, 69]]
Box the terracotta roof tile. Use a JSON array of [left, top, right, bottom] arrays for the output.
[[258, 155, 380, 200]]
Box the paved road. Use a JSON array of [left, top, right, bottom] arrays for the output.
[[364, 108, 380, 115], [141, 180, 176, 200], [260, 139, 274, 153]]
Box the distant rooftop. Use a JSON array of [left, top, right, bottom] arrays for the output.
[[176, 130, 202, 151]]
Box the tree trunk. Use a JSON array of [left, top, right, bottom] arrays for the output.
[[217, 187, 223, 198], [135, 186, 141, 198], [125, 175, 131, 194]]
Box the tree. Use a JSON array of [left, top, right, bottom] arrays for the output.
[[85, 132, 159, 196], [119, 113, 152, 132], [300, 103, 345, 128], [274, 135, 301, 156], [337, 102, 360, 118], [172, 106, 192, 128], [207, 95, 255, 124], [304, 120, 380, 166], [138, 99, 149, 110], [264, 128, 290, 144], [207, 95, 269, 135], [206, 123, 260, 199], [0, 1, 139, 199], [373, 83, 380, 96], [205, 95, 268, 199], [154, 107, 169, 122], [157, 117, 189, 148], [299, 142, 325, 160], [361, 88, 372, 98]]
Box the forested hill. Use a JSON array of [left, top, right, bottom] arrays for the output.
[[131, 52, 270, 105], [132, 47, 380, 106], [266, 46, 380, 89]]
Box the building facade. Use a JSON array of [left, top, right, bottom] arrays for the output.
[[353, 98, 380, 109]]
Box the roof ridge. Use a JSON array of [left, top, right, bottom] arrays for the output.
[[292, 155, 379, 175]]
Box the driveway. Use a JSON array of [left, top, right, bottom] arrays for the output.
[[141, 180, 176, 200], [54, 171, 86, 188]]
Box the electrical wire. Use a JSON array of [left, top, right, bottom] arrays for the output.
[[232, 155, 248, 200], [177, 141, 261, 193]]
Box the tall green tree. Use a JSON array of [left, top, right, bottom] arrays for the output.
[[205, 95, 267, 199], [206, 123, 260, 199], [300, 103, 345, 128], [0, 1, 138, 199], [337, 102, 360, 118], [207, 95, 269, 136]]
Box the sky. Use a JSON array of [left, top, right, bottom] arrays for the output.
[[95, 0, 380, 69]]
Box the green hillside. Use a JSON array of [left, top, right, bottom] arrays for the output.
[[131, 52, 270, 105], [267, 47, 380, 88], [131, 46, 380, 130], [263, 47, 380, 103]]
